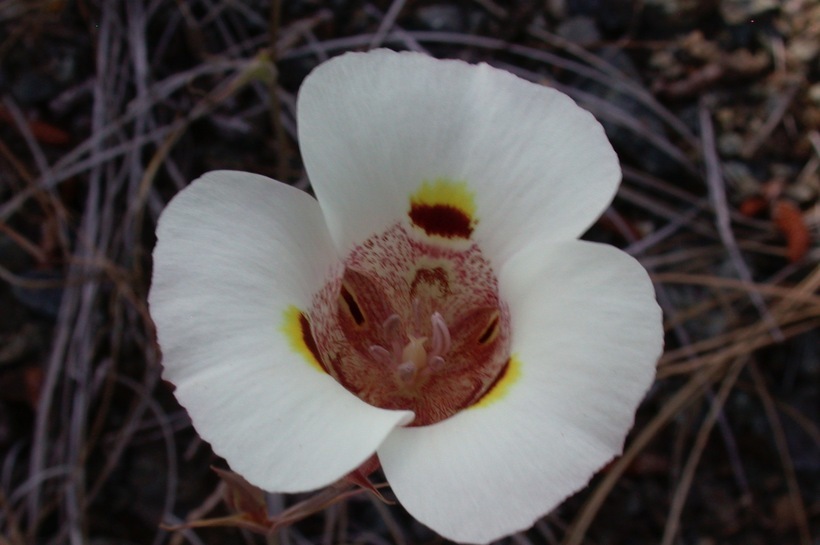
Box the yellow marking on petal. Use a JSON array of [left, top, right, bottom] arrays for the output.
[[412, 178, 477, 217], [280, 305, 325, 373], [408, 178, 477, 239], [471, 355, 522, 409]]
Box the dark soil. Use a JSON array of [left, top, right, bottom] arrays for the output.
[[0, 1, 817, 544]]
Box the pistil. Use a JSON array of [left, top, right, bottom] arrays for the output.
[[367, 312, 454, 391]]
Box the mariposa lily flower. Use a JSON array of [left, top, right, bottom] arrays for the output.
[[149, 49, 663, 544]]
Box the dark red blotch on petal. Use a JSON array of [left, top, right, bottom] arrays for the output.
[[478, 315, 499, 345], [339, 284, 366, 325], [409, 203, 474, 239]]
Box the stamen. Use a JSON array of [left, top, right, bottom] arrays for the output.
[[428, 355, 445, 371], [430, 312, 451, 357], [397, 361, 416, 383], [382, 314, 403, 353], [369, 345, 393, 365], [411, 297, 424, 335]]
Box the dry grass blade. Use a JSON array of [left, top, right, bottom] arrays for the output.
[[699, 100, 783, 341], [370, 0, 408, 48], [566, 264, 819, 543], [563, 365, 723, 545], [659, 357, 746, 545], [653, 273, 820, 308], [749, 363, 813, 545]]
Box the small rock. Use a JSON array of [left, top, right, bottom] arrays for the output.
[[545, 0, 567, 19], [567, 0, 634, 33], [723, 161, 761, 195], [10, 269, 64, 319], [785, 177, 817, 204], [555, 16, 600, 47], [720, 0, 779, 25], [718, 132, 745, 156], [11, 72, 61, 105], [642, 0, 718, 31], [790, 37, 819, 65], [413, 5, 465, 32]]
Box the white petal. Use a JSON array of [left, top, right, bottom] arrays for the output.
[[149, 171, 412, 493], [298, 49, 620, 264], [378, 241, 662, 543]]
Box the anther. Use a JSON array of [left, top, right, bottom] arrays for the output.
[[430, 312, 452, 356], [382, 313, 404, 353], [369, 345, 393, 365], [411, 297, 424, 335], [397, 361, 416, 383], [428, 355, 445, 371]]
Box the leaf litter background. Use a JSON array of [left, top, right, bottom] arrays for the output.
[[0, 0, 818, 544]]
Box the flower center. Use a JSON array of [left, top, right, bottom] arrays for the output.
[[307, 222, 511, 426], [368, 310, 452, 390]]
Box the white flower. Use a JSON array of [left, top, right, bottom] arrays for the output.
[[149, 49, 663, 544]]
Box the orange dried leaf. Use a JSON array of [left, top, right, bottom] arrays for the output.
[[24, 367, 44, 408], [772, 200, 811, 263], [738, 195, 768, 217], [625, 452, 670, 476], [0, 106, 71, 146], [27, 119, 71, 146]]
